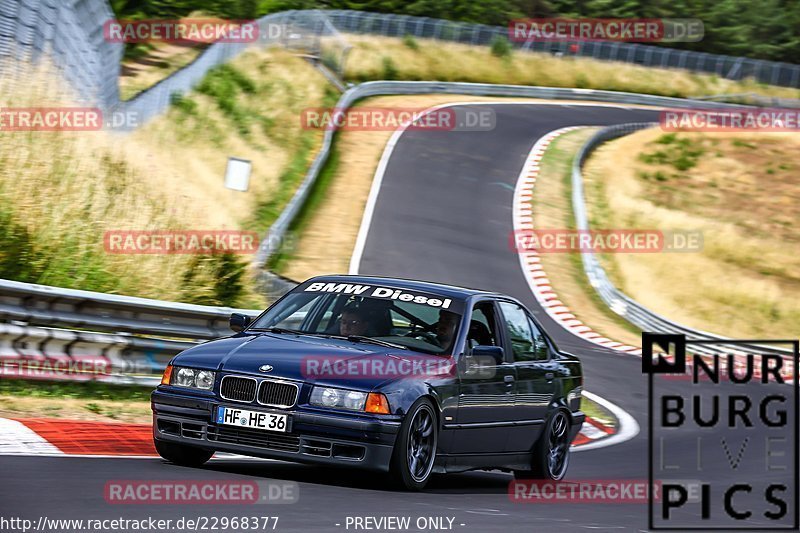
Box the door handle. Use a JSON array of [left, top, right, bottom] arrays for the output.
[[545, 372, 555, 381], [504, 375, 515, 383]]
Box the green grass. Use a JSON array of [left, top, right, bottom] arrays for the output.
[[248, 132, 317, 235], [0, 379, 153, 401], [581, 395, 616, 427], [196, 64, 259, 137], [546, 132, 644, 341], [268, 140, 342, 273], [638, 134, 706, 171], [402, 34, 419, 50], [248, 84, 341, 241]]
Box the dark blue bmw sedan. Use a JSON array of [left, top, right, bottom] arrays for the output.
[[152, 275, 584, 490]]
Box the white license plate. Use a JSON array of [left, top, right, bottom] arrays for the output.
[[216, 406, 288, 432]]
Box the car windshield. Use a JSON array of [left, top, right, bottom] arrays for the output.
[[249, 281, 465, 355]]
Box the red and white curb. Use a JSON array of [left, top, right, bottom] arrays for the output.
[[512, 127, 642, 356], [0, 412, 621, 458], [0, 418, 61, 455]]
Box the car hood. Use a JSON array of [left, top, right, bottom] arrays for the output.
[[172, 333, 442, 389]]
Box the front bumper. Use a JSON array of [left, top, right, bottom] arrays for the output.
[[152, 390, 400, 472]]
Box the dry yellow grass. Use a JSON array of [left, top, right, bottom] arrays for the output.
[[0, 63, 205, 300], [345, 35, 800, 101], [0, 49, 331, 307], [584, 128, 800, 339], [530, 128, 643, 347], [130, 48, 329, 231], [0, 395, 151, 424]]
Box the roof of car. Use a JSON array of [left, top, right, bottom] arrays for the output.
[[304, 275, 502, 300]]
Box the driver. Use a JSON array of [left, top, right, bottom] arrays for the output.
[[339, 303, 372, 337], [435, 310, 460, 348]]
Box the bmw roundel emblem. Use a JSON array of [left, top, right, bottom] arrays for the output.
[[259, 364, 273, 373]]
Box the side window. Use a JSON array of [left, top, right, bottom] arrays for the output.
[[527, 317, 549, 361], [467, 302, 499, 349], [270, 295, 319, 330], [498, 302, 536, 362]]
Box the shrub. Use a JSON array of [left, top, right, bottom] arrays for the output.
[[381, 56, 399, 79], [402, 34, 419, 50], [179, 253, 248, 307], [490, 36, 512, 58], [169, 92, 198, 115]]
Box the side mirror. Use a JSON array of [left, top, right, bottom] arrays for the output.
[[229, 313, 251, 333], [472, 345, 504, 365]]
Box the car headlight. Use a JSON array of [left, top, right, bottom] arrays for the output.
[[170, 366, 216, 390], [310, 386, 368, 411]]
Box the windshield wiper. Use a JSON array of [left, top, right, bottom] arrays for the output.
[[342, 335, 409, 350], [249, 327, 325, 337], [248, 326, 299, 334], [250, 328, 409, 350]]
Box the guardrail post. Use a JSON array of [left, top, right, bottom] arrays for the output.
[[0, 323, 24, 363]]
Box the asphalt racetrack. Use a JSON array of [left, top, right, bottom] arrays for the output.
[[2, 103, 793, 532]]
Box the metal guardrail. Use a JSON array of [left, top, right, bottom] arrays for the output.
[[261, 80, 794, 359], [0, 279, 265, 382], [571, 123, 792, 357], [0, 323, 190, 386], [0, 278, 257, 341]]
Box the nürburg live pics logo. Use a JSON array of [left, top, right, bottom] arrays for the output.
[[643, 332, 799, 530]]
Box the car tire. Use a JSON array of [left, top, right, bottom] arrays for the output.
[[514, 409, 571, 480], [154, 438, 214, 467], [389, 398, 438, 491]]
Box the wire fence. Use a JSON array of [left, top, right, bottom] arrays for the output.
[[122, 11, 351, 124], [323, 10, 800, 89], [0, 0, 122, 108], [3, 5, 800, 117]]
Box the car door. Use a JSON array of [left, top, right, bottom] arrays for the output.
[[451, 298, 518, 454], [497, 301, 557, 453]]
